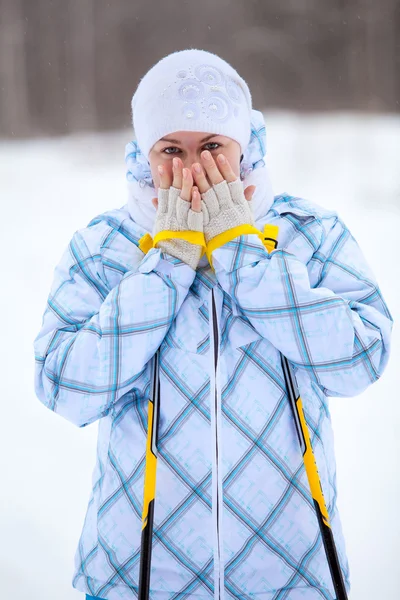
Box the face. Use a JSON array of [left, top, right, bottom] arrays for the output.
[[148, 131, 241, 191]]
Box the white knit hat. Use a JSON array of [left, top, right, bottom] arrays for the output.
[[131, 48, 253, 162]]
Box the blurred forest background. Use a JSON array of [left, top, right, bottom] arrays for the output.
[[1, 0, 399, 138]]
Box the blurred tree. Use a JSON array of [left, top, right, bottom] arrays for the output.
[[0, 0, 30, 136], [0, 0, 398, 138], [66, 0, 97, 130]]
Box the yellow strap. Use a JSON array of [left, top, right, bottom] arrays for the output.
[[139, 224, 280, 262], [153, 230, 206, 250], [138, 233, 154, 255], [138, 231, 207, 258], [206, 225, 264, 268], [263, 224, 279, 253]]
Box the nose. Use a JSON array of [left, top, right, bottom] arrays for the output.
[[181, 151, 206, 171]]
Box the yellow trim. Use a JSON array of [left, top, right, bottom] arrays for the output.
[[141, 401, 157, 530], [206, 224, 263, 269], [140, 223, 280, 263], [297, 396, 331, 528], [263, 224, 279, 253], [138, 230, 207, 259], [153, 230, 206, 250], [138, 233, 154, 255]]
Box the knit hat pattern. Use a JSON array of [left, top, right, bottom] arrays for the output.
[[131, 48, 253, 161]]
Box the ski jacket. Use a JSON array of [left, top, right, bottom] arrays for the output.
[[33, 193, 393, 600]]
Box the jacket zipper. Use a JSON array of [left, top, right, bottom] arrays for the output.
[[210, 287, 223, 599]]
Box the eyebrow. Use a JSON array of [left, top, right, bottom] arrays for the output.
[[159, 134, 219, 144]]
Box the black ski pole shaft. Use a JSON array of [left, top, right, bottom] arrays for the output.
[[281, 355, 348, 600], [138, 351, 160, 600]]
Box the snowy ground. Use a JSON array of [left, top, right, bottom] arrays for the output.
[[1, 112, 399, 600]]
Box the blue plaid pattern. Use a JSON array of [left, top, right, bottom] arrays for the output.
[[33, 195, 393, 599]]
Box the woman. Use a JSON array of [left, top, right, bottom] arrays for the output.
[[33, 49, 393, 599]]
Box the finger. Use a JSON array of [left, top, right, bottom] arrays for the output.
[[200, 150, 224, 186], [244, 185, 256, 202], [191, 186, 201, 213], [216, 153, 237, 183], [157, 187, 169, 214], [187, 206, 203, 232], [180, 168, 193, 202], [172, 156, 183, 189], [200, 186, 220, 217], [201, 199, 210, 226], [157, 164, 171, 190], [191, 162, 212, 194], [227, 177, 247, 207], [152, 197, 158, 209], [175, 195, 190, 227]]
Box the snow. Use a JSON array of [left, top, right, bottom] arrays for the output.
[[1, 112, 399, 600]]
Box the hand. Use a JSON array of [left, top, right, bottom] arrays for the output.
[[152, 156, 201, 212], [191, 151, 257, 244], [151, 157, 204, 271]]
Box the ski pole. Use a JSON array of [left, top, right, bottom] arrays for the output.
[[281, 356, 348, 599], [262, 224, 348, 599], [138, 350, 160, 600]]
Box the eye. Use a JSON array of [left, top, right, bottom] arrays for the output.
[[162, 147, 180, 155], [205, 142, 220, 151], [162, 142, 221, 155]]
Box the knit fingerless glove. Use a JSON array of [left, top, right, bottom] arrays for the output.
[[199, 177, 261, 268], [201, 177, 255, 243], [153, 186, 204, 271]]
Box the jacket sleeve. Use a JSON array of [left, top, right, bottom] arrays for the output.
[[211, 215, 394, 397], [33, 230, 196, 427]]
